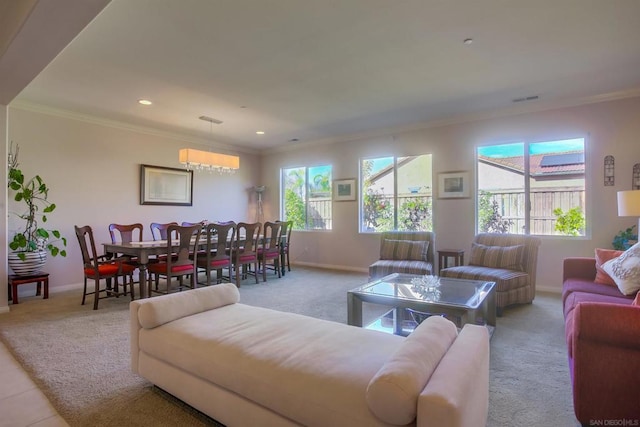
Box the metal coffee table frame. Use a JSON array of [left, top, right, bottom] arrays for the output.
[[347, 273, 496, 335]]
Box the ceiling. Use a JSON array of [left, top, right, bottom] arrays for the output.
[[12, 0, 640, 152]]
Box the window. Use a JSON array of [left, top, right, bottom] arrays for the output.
[[360, 155, 433, 232], [477, 138, 586, 236], [281, 165, 332, 230]]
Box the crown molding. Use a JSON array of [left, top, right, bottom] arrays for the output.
[[9, 86, 640, 158], [9, 100, 259, 155], [266, 87, 640, 155]]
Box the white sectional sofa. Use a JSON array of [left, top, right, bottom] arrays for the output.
[[130, 283, 490, 427]]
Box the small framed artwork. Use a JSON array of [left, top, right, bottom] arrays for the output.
[[333, 179, 357, 201], [438, 171, 470, 199], [140, 164, 193, 206]]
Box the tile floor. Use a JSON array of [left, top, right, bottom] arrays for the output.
[[0, 342, 68, 427]]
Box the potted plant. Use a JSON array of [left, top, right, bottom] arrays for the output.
[[612, 225, 637, 250], [7, 144, 67, 275]]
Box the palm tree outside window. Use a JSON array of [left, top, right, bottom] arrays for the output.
[[281, 165, 332, 230]]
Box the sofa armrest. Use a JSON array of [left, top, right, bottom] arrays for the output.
[[417, 324, 489, 427], [562, 257, 596, 283], [574, 302, 640, 348], [130, 300, 143, 374], [571, 302, 640, 423]]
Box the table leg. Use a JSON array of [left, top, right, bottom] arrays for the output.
[[393, 307, 404, 336], [347, 292, 363, 327], [485, 288, 497, 327], [138, 264, 149, 298], [11, 284, 18, 304]]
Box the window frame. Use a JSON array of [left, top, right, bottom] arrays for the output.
[[280, 164, 332, 231], [475, 137, 588, 238], [359, 154, 433, 233]]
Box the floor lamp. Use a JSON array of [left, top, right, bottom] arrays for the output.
[[617, 190, 640, 238], [255, 186, 265, 223]]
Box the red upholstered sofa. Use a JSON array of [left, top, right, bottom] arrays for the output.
[[562, 257, 640, 425]]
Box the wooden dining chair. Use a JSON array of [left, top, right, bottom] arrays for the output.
[[75, 225, 135, 310], [197, 221, 236, 286], [233, 222, 261, 287], [149, 222, 179, 267], [108, 222, 144, 263], [276, 220, 293, 272], [181, 220, 206, 227], [150, 222, 179, 241], [258, 221, 282, 281], [147, 224, 202, 296], [108, 223, 144, 244]]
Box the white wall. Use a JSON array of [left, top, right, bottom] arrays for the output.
[[7, 107, 260, 290], [260, 96, 640, 292], [6, 96, 640, 295]]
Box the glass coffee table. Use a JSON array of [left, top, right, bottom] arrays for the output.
[[347, 273, 496, 336]]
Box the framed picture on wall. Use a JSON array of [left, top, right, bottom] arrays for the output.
[[438, 171, 470, 199], [140, 164, 193, 206], [333, 179, 357, 201]]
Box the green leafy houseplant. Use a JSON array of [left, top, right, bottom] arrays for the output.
[[8, 147, 67, 261], [612, 225, 637, 250]]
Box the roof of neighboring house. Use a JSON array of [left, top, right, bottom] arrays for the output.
[[367, 157, 415, 183], [479, 151, 584, 177]]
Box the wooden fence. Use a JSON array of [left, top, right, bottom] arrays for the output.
[[486, 187, 585, 235], [306, 188, 585, 235]]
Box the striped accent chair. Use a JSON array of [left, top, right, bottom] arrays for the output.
[[368, 231, 435, 280], [440, 233, 541, 316]]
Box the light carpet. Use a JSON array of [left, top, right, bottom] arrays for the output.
[[0, 267, 577, 426]]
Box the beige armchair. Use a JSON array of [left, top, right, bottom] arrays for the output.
[[368, 231, 435, 280], [440, 233, 541, 316]]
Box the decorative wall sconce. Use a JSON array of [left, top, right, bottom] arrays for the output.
[[633, 163, 640, 190], [604, 155, 615, 186]]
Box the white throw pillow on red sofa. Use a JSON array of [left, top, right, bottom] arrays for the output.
[[602, 241, 640, 296]]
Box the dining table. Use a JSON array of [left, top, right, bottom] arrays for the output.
[[103, 234, 287, 298], [103, 240, 179, 298]]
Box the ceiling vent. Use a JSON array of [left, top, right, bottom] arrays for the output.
[[512, 95, 540, 103]]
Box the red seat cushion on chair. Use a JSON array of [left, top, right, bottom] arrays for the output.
[[258, 248, 279, 257], [237, 254, 257, 263], [84, 263, 135, 277], [121, 264, 136, 274], [208, 259, 231, 267], [148, 263, 194, 274]]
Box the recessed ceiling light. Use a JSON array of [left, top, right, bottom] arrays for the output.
[[256, 131, 265, 135], [138, 99, 152, 105], [463, 38, 473, 45]]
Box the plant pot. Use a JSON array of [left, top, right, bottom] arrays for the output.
[[8, 250, 47, 276]]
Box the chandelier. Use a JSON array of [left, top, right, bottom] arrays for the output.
[[179, 116, 240, 174], [179, 149, 239, 173]]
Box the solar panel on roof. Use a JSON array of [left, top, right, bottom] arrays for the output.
[[540, 153, 584, 167]]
